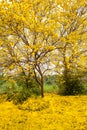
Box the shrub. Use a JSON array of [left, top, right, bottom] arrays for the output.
[[0, 77, 40, 104], [58, 75, 85, 96], [12, 78, 40, 104], [1, 79, 19, 94], [13, 85, 40, 104]]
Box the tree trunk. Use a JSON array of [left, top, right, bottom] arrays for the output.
[[25, 78, 29, 88], [41, 83, 44, 98]]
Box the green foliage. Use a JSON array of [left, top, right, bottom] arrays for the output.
[[14, 83, 40, 104], [82, 83, 87, 95], [0, 78, 19, 94], [44, 75, 58, 93], [0, 75, 6, 86], [44, 75, 57, 85], [0, 76, 40, 104], [58, 75, 85, 96]]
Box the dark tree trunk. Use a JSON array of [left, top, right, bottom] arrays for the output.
[[41, 83, 44, 98], [40, 74, 44, 98], [34, 65, 44, 98], [25, 78, 29, 88]]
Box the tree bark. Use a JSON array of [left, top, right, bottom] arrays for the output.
[[25, 78, 29, 88], [41, 83, 44, 98]]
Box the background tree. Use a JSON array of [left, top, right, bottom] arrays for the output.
[[54, 0, 87, 94]]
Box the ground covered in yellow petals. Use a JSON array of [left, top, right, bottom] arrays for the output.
[[0, 94, 87, 130]]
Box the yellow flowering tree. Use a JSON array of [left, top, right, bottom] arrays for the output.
[[54, 0, 87, 94], [0, 0, 61, 97]]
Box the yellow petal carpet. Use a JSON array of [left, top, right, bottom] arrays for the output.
[[0, 94, 87, 130]]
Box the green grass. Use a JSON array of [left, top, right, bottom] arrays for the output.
[[44, 84, 58, 93]]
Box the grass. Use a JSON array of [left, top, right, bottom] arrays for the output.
[[0, 94, 87, 130], [44, 84, 58, 93]]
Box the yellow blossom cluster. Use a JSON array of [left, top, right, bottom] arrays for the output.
[[0, 94, 87, 130]]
